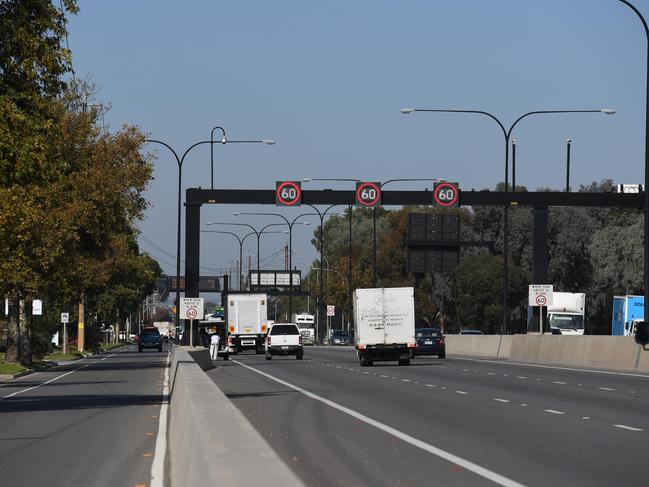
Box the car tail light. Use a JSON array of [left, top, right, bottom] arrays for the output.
[[267, 336, 272, 345], [357, 344, 366, 350], [407, 342, 416, 348], [439, 339, 445, 345]]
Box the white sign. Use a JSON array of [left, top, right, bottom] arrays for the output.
[[529, 285, 553, 307], [327, 305, 335, 317], [32, 299, 43, 316], [61, 312, 69, 323], [180, 297, 205, 320]]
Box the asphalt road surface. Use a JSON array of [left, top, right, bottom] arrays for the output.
[[0, 344, 168, 487], [208, 346, 649, 487]]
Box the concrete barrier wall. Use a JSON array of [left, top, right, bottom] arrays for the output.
[[168, 347, 304, 487], [446, 334, 649, 373]]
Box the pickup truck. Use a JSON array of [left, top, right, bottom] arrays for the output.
[[265, 323, 303, 360], [138, 327, 162, 352]]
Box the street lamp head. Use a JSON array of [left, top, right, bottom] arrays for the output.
[[262, 139, 275, 145], [221, 135, 227, 144], [400, 107, 416, 114], [233, 212, 241, 216], [302, 178, 312, 183], [566, 138, 572, 144], [512, 138, 517, 146], [601, 108, 616, 115]]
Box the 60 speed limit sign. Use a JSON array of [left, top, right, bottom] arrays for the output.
[[276, 181, 302, 206], [355, 182, 381, 207], [433, 182, 460, 207]]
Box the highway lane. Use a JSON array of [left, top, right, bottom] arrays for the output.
[[208, 346, 649, 487], [0, 344, 169, 487]]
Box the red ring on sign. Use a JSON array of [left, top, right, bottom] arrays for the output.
[[433, 182, 459, 207], [356, 182, 381, 207], [277, 181, 301, 206], [535, 295, 547, 306]]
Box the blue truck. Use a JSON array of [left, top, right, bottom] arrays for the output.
[[611, 296, 644, 336]]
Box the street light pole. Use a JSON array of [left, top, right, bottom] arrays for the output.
[[146, 138, 213, 338], [615, 0, 649, 320], [209, 126, 275, 189], [401, 107, 615, 333], [566, 139, 572, 193]]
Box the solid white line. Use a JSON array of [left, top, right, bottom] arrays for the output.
[[448, 356, 649, 379], [544, 409, 565, 415], [598, 387, 615, 391], [614, 424, 643, 432], [150, 351, 170, 487], [516, 376, 527, 380], [494, 398, 510, 403], [233, 360, 525, 487], [425, 384, 436, 388], [455, 391, 468, 395], [0, 363, 91, 400], [553, 381, 567, 385]]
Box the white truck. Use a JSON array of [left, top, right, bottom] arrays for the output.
[[291, 313, 315, 345], [547, 292, 586, 335], [354, 287, 415, 366], [226, 293, 268, 354]]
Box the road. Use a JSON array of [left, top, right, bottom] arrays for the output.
[[208, 346, 649, 487], [0, 344, 168, 487]]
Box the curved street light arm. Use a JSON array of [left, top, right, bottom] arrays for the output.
[[201, 229, 243, 245], [146, 139, 181, 166], [507, 110, 606, 138], [206, 221, 260, 236], [405, 109, 508, 139]]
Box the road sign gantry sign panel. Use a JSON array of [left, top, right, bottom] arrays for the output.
[[355, 182, 382, 207], [276, 181, 302, 206], [433, 182, 460, 207]]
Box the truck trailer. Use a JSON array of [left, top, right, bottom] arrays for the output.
[[227, 293, 268, 354], [354, 287, 415, 366], [612, 295, 644, 336]]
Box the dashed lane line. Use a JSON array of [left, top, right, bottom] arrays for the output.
[[544, 409, 565, 415], [598, 387, 615, 391], [614, 424, 643, 432], [494, 399, 510, 403], [233, 359, 526, 487]]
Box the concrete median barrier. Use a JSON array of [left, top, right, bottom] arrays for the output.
[[445, 335, 513, 359], [168, 347, 304, 486]]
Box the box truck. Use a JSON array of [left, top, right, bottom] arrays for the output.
[[547, 292, 586, 335], [354, 287, 415, 366], [227, 293, 268, 354], [612, 296, 644, 336], [292, 313, 315, 345]]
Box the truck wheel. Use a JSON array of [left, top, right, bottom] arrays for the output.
[[438, 352, 446, 359], [398, 358, 411, 366], [265, 353, 272, 360], [296, 352, 303, 360]]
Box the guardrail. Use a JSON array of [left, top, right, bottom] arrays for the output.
[[168, 346, 304, 486]]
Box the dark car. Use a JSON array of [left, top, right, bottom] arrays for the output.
[[459, 329, 484, 335], [330, 330, 351, 346], [138, 327, 162, 352], [411, 327, 445, 358]]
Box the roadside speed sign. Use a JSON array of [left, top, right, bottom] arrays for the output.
[[355, 182, 381, 207], [61, 312, 69, 323], [186, 308, 198, 319], [327, 305, 335, 316], [276, 181, 302, 206], [433, 182, 459, 207], [529, 284, 553, 307], [535, 295, 547, 306], [180, 297, 204, 320]]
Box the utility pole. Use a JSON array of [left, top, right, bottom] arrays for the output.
[[77, 296, 85, 352]]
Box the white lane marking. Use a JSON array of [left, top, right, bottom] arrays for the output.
[[448, 357, 649, 379], [494, 398, 510, 403], [598, 387, 615, 391], [516, 376, 527, 380], [553, 381, 567, 385], [233, 360, 525, 487], [614, 424, 643, 432], [461, 369, 471, 372], [363, 372, 370, 375], [150, 351, 170, 487], [441, 386, 447, 390], [582, 417, 590, 420], [425, 384, 436, 387], [455, 391, 468, 395], [401, 379, 411, 382], [487, 372, 496, 376], [521, 404, 528, 407], [544, 409, 565, 415], [380, 375, 389, 378], [0, 363, 92, 400]]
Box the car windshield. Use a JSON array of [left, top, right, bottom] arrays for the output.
[[461, 330, 483, 335], [549, 315, 584, 330], [331, 332, 349, 338], [415, 328, 442, 338], [270, 324, 299, 335], [141, 329, 159, 335]]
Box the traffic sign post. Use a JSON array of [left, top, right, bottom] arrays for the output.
[[61, 312, 69, 355], [275, 181, 302, 206], [355, 182, 381, 207], [327, 305, 335, 316], [529, 285, 553, 333], [180, 298, 204, 347], [433, 182, 460, 207]]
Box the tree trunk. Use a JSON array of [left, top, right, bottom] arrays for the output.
[[5, 299, 19, 363], [18, 299, 32, 364]]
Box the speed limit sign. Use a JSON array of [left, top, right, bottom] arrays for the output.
[[355, 182, 381, 207], [433, 182, 460, 207], [276, 181, 302, 206]]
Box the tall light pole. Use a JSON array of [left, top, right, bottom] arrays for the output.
[[201, 230, 287, 290], [401, 107, 615, 333], [303, 178, 360, 342], [209, 126, 275, 189], [235, 212, 313, 318], [146, 138, 213, 336], [614, 2, 649, 314], [205, 221, 289, 276]]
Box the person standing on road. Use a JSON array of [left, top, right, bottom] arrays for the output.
[[210, 332, 220, 361]]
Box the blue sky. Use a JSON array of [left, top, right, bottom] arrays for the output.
[[66, 0, 649, 281]]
